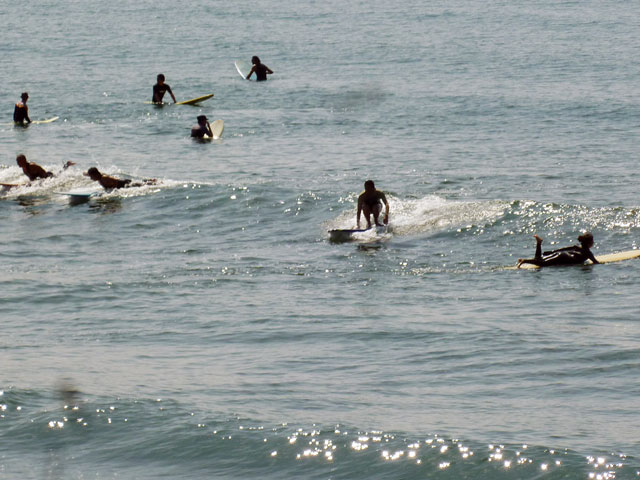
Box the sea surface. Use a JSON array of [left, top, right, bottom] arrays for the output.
[[2, 1, 640, 478]]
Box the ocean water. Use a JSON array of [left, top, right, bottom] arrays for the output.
[[2, 0, 640, 478]]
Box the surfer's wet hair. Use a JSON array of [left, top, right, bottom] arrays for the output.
[[577, 232, 594, 245], [252, 56, 260, 65], [364, 180, 375, 190], [157, 74, 165, 82]]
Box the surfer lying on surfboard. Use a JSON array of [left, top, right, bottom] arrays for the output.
[[357, 180, 390, 229], [517, 233, 600, 268], [246, 56, 273, 81], [16, 154, 75, 181], [85, 167, 156, 190]]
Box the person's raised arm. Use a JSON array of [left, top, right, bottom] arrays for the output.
[[383, 200, 389, 225], [265, 65, 273, 75], [380, 192, 390, 224], [246, 65, 256, 80], [206, 121, 213, 137]]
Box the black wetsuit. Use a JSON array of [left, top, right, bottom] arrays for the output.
[[152, 83, 173, 103], [191, 124, 210, 138], [529, 244, 598, 267], [254, 64, 269, 81], [13, 102, 30, 123]]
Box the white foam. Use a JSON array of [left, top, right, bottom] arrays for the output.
[[0, 164, 182, 200], [328, 195, 508, 237]]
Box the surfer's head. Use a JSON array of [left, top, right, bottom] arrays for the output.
[[157, 74, 165, 84], [251, 56, 260, 65], [197, 115, 208, 125], [364, 180, 375, 192], [20, 92, 28, 101], [16, 154, 27, 168], [85, 167, 102, 180], [577, 232, 594, 248]]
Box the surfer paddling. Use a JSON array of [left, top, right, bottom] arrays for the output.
[[246, 56, 273, 81], [16, 154, 75, 181], [13, 92, 31, 125], [85, 167, 156, 190], [191, 115, 213, 138], [517, 233, 600, 268], [152, 74, 177, 104], [357, 180, 390, 229]]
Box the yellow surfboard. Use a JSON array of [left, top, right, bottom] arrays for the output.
[[506, 249, 640, 270], [176, 93, 214, 105], [146, 94, 214, 106]]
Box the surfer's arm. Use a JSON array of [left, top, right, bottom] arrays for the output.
[[587, 250, 600, 264], [168, 87, 177, 103], [246, 66, 256, 79], [265, 65, 273, 75], [380, 193, 390, 224], [206, 122, 213, 137]]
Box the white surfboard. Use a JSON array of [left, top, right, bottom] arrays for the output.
[[32, 116, 59, 124], [329, 225, 388, 242], [57, 188, 101, 200], [211, 119, 224, 139], [235, 60, 252, 80], [506, 250, 640, 270], [3, 116, 59, 126], [203, 120, 224, 140]]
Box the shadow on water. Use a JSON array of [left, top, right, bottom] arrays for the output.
[[88, 197, 123, 214], [15, 195, 50, 216]]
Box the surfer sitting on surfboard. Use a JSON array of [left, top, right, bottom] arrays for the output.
[[152, 74, 176, 104], [16, 154, 75, 181], [13, 92, 31, 125], [246, 56, 273, 81], [357, 180, 390, 229], [517, 233, 600, 268], [85, 167, 156, 189], [191, 115, 213, 138]]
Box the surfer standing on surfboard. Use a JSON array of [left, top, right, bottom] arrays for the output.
[[357, 180, 390, 229], [13, 92, 31, 125], [152, 74, 177, 104], [190, 115, 213, 138], [16, 154, 74, 181], [246, 56, 273, 81], [517, 233, 599, 268]]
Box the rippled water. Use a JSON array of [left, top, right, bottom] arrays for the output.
[[2, 0, 640, 478]]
